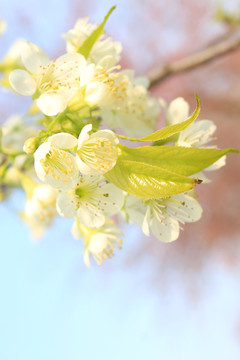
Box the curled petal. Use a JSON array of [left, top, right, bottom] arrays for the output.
[[77, 124, 92, 148], [76, 156, 95, 175], [21, 41, 50, 73], [9, 69, 36, 96], [167, 97, 190, 125], [90, 129, 119, 145], [49, 133, 78, 150], [34, 142, 51, 181]]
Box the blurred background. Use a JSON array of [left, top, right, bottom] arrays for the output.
[[0, 0, 240, 359]]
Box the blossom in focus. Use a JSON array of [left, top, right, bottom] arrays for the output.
[[56, 174, 124, 228], [63, 17, 122, 68], [34, 133, 79, 190], [125, 191, 203, 242], [72, 219, 123, 266], [9, 42, 85, 116], [68, 62, 114, 111], [76, 124, 118, 175]]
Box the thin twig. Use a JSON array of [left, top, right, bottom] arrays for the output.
[[148, 32, 240, 88]]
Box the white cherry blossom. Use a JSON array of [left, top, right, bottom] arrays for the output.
[[9, 41, 85, 116], [68, 63, 113, 111], [1, 114, 36, 151], [34, 133, 79, 190], [162, 97, 226, 176], [160, 97, 189, 126], [24, 184, 57, 239], [101, 70, 160, 137], [56, 174, 124, 228], [71, 219, 123, 266], [125, 191, 202, 242], [63, 17, 122, 68], [76, 124, 118, 175]]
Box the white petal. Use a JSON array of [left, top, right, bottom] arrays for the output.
[[167, 97, 189, 125], [71, 220, 83, 240], [80, 63, 95, 86], [55, 52, 85, 68], [205, 155, 226, 171], [34, 142, 51, 181], [142, 207, 151, 236], [178, 120, 216, 147], [83, 249, 91, 267], [151, 216, 179, 242], [56, 192, 76, 218], [21, 41, 50, 73], [45, 171, 78, 190], [49, 133, 78, 150], [77, 205, 105, 228], [85, 82, 110, 105], [168, 193, 203, 223], [90, 129, 119, 145], [88, 233, 108, 253], [9, 69, 36, 96], [34, 185, 57, 203], [97, 55, 118, 69], [37, 93, 66, 116], [34, 142, 79, 190], [25, 198, 42, 219], [125, 195, 146, 227], [76, 155, 95, 175], [97, 183, 124, 215], [78, 124, 92, 148]]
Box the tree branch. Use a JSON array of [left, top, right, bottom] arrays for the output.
[[148, 32, 240, 88]]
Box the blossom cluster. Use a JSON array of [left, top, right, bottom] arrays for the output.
[[0, 8, 235, 266]]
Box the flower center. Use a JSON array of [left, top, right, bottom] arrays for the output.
[[78, 137, 117, 172], [40, 148, 75, 182]]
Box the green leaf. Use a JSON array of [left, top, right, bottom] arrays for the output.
[[116, 144, 238, 176], [105, 159, 197, 199], [77, 5, 116, 59], [117, 95, 201, 142]]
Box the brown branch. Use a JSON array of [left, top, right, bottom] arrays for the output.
[[148, 32, 240, 88]]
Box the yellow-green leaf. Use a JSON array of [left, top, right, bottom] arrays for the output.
[[117, 144, 238, 176], [77, 5, 116, 59], [105, 159, 197, 199], [117, 95, 200, 142]]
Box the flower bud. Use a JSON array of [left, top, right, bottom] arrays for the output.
[[23, 137, 39, 154]]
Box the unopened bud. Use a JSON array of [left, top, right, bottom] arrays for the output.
[[23, 137, 39, 154]]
